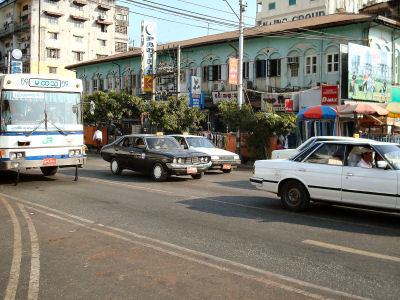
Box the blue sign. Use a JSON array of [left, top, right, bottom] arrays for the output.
[[11, 61, 22, 74], [190, 92, 204, 108]]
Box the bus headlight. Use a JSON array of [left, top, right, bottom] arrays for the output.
[[10, 152, 25, 160], [69, 149, 81, 157]]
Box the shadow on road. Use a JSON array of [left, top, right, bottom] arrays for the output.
[[0, 170, 56, 185], [178, 195, 400, 237]]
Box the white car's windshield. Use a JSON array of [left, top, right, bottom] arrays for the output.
[[186, 137, 216, 148], [146, 137, 181, 150], [375, 144, 400, 170], [1, 91, 81, 132]]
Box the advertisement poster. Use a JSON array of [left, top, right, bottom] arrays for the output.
[[212, 91, 238, 104], [228, 57, 238, 85], [285, 99, 293, 112], [189, 76, 204, 108], [141, 20, 157, 92], [321, 85, 338, 105], [348, 43, 391, 102]]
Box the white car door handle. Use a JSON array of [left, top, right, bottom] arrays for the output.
[[346, 173, 353, 176], [297, 168, 306, 172]]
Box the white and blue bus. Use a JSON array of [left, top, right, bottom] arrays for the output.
[[0, 74, 86, 179]]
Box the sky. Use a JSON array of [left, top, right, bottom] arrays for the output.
[[117, 0, 257, 47]]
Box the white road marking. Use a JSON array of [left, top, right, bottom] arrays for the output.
[[1, 196, 22, 300], [303, 240, 400, 263], [18, 204, 40, 300], [6, 199, 366, 300]]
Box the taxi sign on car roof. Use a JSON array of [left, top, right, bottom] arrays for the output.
[[156, 132, 164, 136]]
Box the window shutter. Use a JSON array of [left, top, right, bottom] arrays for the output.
[[208, 65, 213, 81], [267, 60, 271, 77]]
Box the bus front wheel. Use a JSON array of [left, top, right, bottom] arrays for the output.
[[40, 166, 58, 176]]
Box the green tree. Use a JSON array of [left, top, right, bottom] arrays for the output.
[[145, 96, 207, 133], [217, 100, 297, 159], [83, 91, 145, 124]]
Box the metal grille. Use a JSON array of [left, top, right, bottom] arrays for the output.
[[192, 157, 199, 164], [185, 157, 192, 164], [219, 156, 234, 160]]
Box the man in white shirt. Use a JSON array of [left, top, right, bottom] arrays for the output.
[[357, 149, 373, 168], [93, 127, 103, 153]]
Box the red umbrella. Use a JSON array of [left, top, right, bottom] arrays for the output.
[[297, 105, 339, 120]]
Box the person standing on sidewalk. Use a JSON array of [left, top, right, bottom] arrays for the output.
[[93, 127, 103, 153]]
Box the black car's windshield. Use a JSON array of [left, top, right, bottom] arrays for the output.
[[186, 137, 216, 148], [146, 137, 181, 150], [374, 144, 400, 170]]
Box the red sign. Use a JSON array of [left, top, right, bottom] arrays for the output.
[[321, 85, 338, 105], [285, 99, 294, 112], [43, 158, 56, 165], [187, 166, 197, 174], [228, 58, 238, 85]]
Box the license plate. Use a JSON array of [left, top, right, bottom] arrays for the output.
[[222, 164, 231, 170], [187, 166, 197, 174], [43, 158, 56, 165]]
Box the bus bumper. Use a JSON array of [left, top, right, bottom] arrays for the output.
[[0, 157, 86, 170]]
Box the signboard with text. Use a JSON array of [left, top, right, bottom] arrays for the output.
[[285, 99, 294, 112], [189, 76, 204, 108], [228, 57, 238, 85], [212, 91, 238, 104], [321, 85, 338, 105], [141, 20, 157, 92]]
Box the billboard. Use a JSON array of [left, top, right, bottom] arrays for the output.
[[228, 57, 238, 85], [321, 85, 338, 105], [189, 76, 204, 108], [141, 20, 157, 92], [348, 43, 391, 102]]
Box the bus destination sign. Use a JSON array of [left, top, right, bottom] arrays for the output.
[[29, 78, 61, 88]]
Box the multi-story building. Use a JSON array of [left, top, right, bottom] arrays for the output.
[[255, 0, 389, 26], [0, 0, 129, 77]]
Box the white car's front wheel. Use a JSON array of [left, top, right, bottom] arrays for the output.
[[281, 180, 310, 212]]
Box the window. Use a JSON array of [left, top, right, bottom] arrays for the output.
[[107, 77, 113, 89], [190, 67, 197, 77], [115, 76, 120, 90], [99, 78, 104, 91], [268, 59, 281, 77], [21, 15, 28, 23], [98, 39, 106, 46], [180, 69, 186, 82], [93, 79, 98, 91], [48, 16, 58, 24], [304, 144, 345, 165], [326, 53, 339, 73], [117, 14, 127, 21], [74, 20, 84, 28], [98, 24, 107, 32], [289, 63, 299, 77], [305, 55, 317, 75], [23, 62, 30, 73], [72, 51, 84, 61], [256, 60, 266, 78], [73, 4, 83, 11], [49, 32, 58, 40], [243, 62, 249, 79], [268, 2, 275, 10], [289, 0, 296, 5], [23, 5, 29, 11], [115, 25, 127, 34], [48, 66, 57, 74], [47, 48, 60, 59], [115, 42, 127, 52], [204, 65, 221, 81], [85, 79, 90, 94], [74, 35, 83, 43]]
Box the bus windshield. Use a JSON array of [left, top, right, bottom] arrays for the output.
[[1, 91, 82, 132]]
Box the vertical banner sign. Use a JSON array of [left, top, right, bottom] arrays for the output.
[[228, 57, 238, 85], [321, 85, 338, 105], [141, 20, 157, 92], [285, 99, 293, 112], [11, 61, 22, 74], [189, 76, 204, 108]]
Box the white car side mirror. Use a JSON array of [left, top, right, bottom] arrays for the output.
[[377, 160, 388, 169]]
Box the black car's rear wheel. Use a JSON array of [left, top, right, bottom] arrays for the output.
[[280, 180, 309, 211], [191, 172, 203, 179], [153, 163, 168, 182], [40, 166, 58, 176], [110, 159, 122, 175]]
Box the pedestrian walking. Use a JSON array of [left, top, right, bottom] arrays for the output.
[[93, 127, 103, 153]]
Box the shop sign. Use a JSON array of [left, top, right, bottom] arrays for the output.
[[262, 94, 287, 112], [228, 58, 238, 85], [212, 91, 238, 104], [321, 85, 338, 105], [285, 99, 294, 112], [141, 20, 157, 92]]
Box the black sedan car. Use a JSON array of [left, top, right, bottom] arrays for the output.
[[100, 134, 212, 181]]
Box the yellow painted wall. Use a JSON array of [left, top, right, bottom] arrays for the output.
[[29, 61, 76, 78]]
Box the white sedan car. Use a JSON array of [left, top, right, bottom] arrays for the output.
[[170, 135, 241, 173], [271, 136, 372, 159], [251, 139, 400, 212]]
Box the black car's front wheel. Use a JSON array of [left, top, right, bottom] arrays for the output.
[[191, 172, 203, 179], [110, 158, 122, 175], [280, 180, 309, 211], [152, 163, 168, 182]]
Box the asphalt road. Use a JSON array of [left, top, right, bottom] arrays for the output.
[[0, 153, 399, 299]]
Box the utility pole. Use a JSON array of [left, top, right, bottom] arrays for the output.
[[176, 44, 181, 99], [238, 0, 245, 108]]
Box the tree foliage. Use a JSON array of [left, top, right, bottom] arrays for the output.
[[145, 96, 207, 134], [83, 91, 145, 124], [217, 100, 298, 159]]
